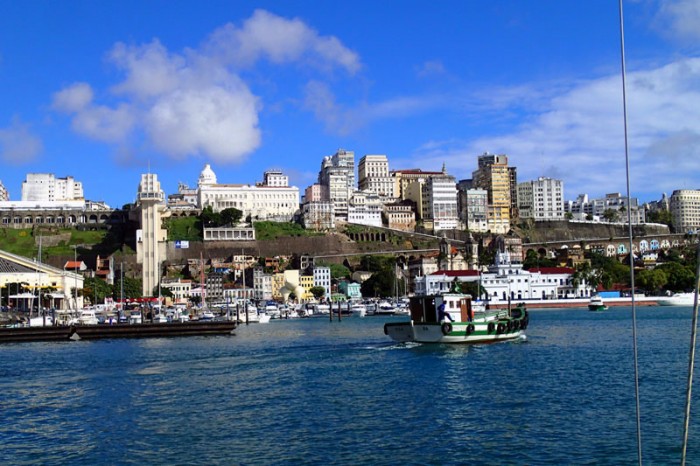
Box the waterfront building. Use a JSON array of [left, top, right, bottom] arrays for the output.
[[518, 177, 564, 221], [0, 181, 8, 201], [206, 272, 224, 304], [299, 273, 315, 301], [671, 189, 700, 233], [358, 154, 394, 199], [21, 173, 84, 202], [134, 173, 170, 297], [471, 153, 513, 234], [253, 267, 273, 301], [0, 248, 83, 311], [383, 200, 416, 231], [197, 164, 299, 222], [414, 249, 594, 301], [318, 149, 355, 220], [160, 278, 192, 305], [347, 191, 383, 227], [313, 266, 331, 299], [337, 280, 362, 300]]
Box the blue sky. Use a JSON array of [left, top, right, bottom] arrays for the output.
[[1, 0, 699, 208]]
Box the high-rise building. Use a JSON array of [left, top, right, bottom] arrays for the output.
[[471, 153, 512, 233], [0, 181, 8, 202], [358, 154, 394, 199], [318, 149, 355, 220], [391, 168, 444, 200], [21, 173, 83, 202], [421, 173, 458, 231], [671, 189, 700, 233], [135, 173, 170, 297], [517, 177, 564, 221]]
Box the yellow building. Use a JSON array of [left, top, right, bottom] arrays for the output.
[[472, 153, 512, 233]]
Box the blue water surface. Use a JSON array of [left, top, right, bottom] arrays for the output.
[[1, 307, 699, 465]]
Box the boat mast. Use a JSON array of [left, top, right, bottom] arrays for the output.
[[617, 2, 642, 464]]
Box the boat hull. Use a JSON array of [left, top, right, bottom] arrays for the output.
[[0, 321, 237, 343], [385, 318, 526, 345]]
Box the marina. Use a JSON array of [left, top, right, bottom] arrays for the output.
[[1, 306, 699, 464]]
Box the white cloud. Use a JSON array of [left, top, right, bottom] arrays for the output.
[[205, 9, 361, 74], [654, 0, 700, 43], [52, 82, 94, 112], [0, 118, 43, 164], [409, 57, 700, 201], [52, 9, 358, 163]]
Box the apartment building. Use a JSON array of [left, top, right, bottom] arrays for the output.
[[671, 189, 700, 233], [358, 154, 394, 199], [518, 177, 564, 221]]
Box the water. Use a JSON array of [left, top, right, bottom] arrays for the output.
[[2, 307, 699, 465]]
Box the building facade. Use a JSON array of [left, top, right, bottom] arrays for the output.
[[517, 177, 564, 221], [134, 173, 170, 297], [471, 153, 512, 234], [358, 154, 394, 199], [671, 189, 700, 233], [318, 149, 355, 220], [21, 173, 84, 202]]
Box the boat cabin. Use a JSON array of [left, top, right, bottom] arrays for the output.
[[409, 294, 474, 323]]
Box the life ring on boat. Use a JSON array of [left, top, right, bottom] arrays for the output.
[[512, 320, 520, 331], [488, 322, 495, 333], [383, 324, 389, 335], [521, 316, 529, 330], [497, 323, 506, 334], [466, 324, 475, 335], [510, 308, 523, 319], [441, 322, 453, 335]]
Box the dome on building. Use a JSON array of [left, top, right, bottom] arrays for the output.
[[198, 164, 217, 186]]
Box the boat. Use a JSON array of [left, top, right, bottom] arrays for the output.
[[77, 309, 99, 325], [375, 301, 396, 315], [258, 313, 272, 324], [350, 303, 367, 317], [588, 296, 608, 311], [384, 293, 528, 344], [657, 292, 696, 306]]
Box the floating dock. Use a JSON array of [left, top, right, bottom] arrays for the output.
[[0, 321, 237, 343]]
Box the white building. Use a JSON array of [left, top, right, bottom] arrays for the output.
[[197, 165, 299, 222], [261, 170, 289, 188], [318, 149, 355, 220], [254, 267, 273, 301], [414, 250, 594, 301], [347, 191, 383, 227], [358, 154, 394, 199], [518, 177, 564, 221], [161, 278, 192, 304], [313, 266, 331, 299], [671, 189, 700, 233], [22, 173, 84, 202], [0, 180, 8, 201], [422, 173, 458, 231]]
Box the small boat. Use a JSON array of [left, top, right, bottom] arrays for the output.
[[588, 296, 608, 312], [384, 293, 528, 344], [657, 292, 696, 306], [77, 309, 99, 325], [258, 313, 272, 323], [375, 301, 396, 315], [350, 303, 367, 317]]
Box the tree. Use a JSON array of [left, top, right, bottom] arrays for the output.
[[602, 209, 619, 223], [646, 209, 673, 228], [565, 212, 573, 220], [329, 263, 350, 280], [585, 213, 594, 221], [200, 206, 221, 227], [309, 286, 326, 300], [657, 262, 695, 292], [83, 276, 114, 304], [220, 208, 243, 226], [113, 276, 143, 299], [636, 269, 668, 293]]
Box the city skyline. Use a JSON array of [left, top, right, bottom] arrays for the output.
[[1, 1, 699, 207]]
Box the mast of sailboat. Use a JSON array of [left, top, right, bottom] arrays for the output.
[[618, 2, 642, 464], [200, 251, 206, 309]]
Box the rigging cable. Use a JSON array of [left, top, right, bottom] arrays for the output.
[[681, 240, 700, 465], [617, 1, 642, 464]]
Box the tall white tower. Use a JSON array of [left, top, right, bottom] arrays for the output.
[[135, 173, 170, 297]]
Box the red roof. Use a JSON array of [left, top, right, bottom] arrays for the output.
[[527, 267, 575, 274], [430, 270, 481, 277], [64, 261, 84, 269]]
